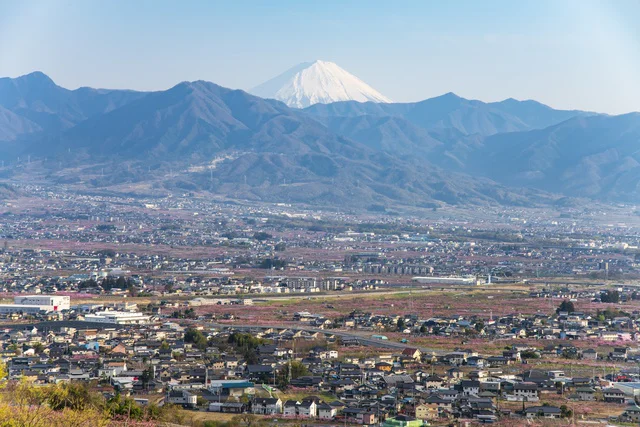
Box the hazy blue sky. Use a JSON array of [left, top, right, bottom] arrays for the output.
[[1, 0, 639, 114]]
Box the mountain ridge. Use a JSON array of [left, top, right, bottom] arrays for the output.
[[1, 71, 638, 207], [0, 71, 147, 135], [304, 93, 589, 136]]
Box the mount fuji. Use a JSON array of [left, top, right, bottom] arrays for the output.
[[250, 60, 391, 108]]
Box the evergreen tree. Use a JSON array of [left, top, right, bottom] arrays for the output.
[[556, 300, 575, 314]]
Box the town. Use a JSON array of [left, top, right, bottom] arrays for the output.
[[0, 185, 639, 425]]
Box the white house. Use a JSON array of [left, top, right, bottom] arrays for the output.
[[252, 398, 282, 415], [317, 402, 337, 420], [283, 400, 298, 417], [297, 400, 317, 418], [513, 383, 539, 400]]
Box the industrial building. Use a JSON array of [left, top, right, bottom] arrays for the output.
[[0, 295, 71, 314], [412, 276, 478, 285], [83, 311, 150, 324]]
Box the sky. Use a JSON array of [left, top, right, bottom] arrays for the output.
[[0, 0, 639, 114]]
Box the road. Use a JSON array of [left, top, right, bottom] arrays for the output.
[[208, 322, 446, 356], [191, 288, 435, 304], [0, 319, 445, 355]]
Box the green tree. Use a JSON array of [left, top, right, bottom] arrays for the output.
[[276, 361, 309, 388], [106, 394, 144, 420], [259, 258, 287, 269], [600, 290, 620, 303], [184, 328, 208, 350], [521, 350, 540, 359], [140, 366, 154, 390], [32, 342, 45, 354], [560, 404, 573, 419], [397, 318, 405, 331], [46, 382, 100, 411], [197, 396, 208, 407]]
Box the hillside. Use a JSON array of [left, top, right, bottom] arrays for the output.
[[473, 113, 640, 201], [34, 79, 542, 207], [3, 71, 640, 206], [304, 92, 588, 137], [0, 71, 146, 135]]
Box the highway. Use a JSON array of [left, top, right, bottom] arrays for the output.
[[208, 322, 445, 356], [0, 319, 446, 356]]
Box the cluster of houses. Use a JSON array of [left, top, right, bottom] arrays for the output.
[[3, 315, 640, 425], [166, 339, 640, 425], [319, 307, 640, 346]]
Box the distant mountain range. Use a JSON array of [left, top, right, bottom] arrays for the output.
[[305, 93, 586, 136], [0, 70, 639, 207]]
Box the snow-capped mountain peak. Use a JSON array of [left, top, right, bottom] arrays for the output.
[[250, 60, 391, 108]]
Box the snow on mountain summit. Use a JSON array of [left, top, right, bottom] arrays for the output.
[[250, 60, 391, 108]]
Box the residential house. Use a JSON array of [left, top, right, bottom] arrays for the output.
[[620, 404, 640, 423], [415, 403, 439, 421], [317, 402, 337, 420], [401, 348, 422, 361], [251, 397, 282, 415], [460, 380, 480, 396], [513, 383, 539, 401], [525, 406, 562, 419], [576, 387, 596, 401], [603, 388, 626, 404]]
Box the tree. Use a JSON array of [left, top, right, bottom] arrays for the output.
[[556, 300, 575, 314], [197, 396, 208, 407], [227, 333, 264, 364], [140, 366, 154, 390], [127, 282, 138, 297], [231, 413, 263, 427], [274, 242, 286, 252], [600, 290, 620, 303], [46, 382, 99, 411], [253, 232, 272, 241], [184, 328, 208, 350], [276, 361, 309, 388], [560, 404, 573, 419], [397, 318, 405, 331], [116, 276, 127, 289], [0, 361, 6, 387], [106, 394, 144, 420], [259, 258, 286, 269], [0, 381, 109, 427], [521, 350, 540, 359], [32, 342, 45, 354]]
